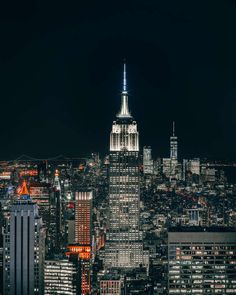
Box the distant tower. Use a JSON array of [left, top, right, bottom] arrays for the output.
[[170, 121, 178, 160], [143, 146, 154, 174], [3, 180, 45, 295], [105, 63, 147, 270]]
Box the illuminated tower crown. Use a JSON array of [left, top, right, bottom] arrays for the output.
[[117, 63, 132, 118], [18, 180, 31, 200], [110, 63, 139, 152]]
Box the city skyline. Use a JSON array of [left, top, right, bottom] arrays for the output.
[[0, 62, 234, 162], [1, 2, 236, 294], [1, 1, 236, 159]]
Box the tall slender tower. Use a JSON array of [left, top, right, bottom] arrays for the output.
[[49, 170, 62, 255], [105, 63, 145, 270], [170, 121, 178, 160]]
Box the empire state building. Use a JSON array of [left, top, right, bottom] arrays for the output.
[[105, 64, 147, 270]]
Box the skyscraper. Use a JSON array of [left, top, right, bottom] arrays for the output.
[[66, 190, 93, 295], [143, 146, 154, 175], [105, 64, 146, 269], [48, 170, 63, 255], [170, 121, 178, 160], [3, 180, 45, 295], [168, 227, 236, 294], [75, 191, 92, 245], [163, 122, 179, 180]]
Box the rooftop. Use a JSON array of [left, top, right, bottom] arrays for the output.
[[168, 226, 236, 233]]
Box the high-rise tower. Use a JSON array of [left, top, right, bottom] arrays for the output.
[[75, 191, 92, 245], [105, 63, 146, 269], [170, 121, 178, 160], [3, 181, 45, 295], [66, 190, 93, 295]]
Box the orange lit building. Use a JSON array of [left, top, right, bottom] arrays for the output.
[[66, 245, 91, 295], [67, 245, 91, 260], [19, 169, 38, 177], [17, 179, 29, 196], [75, 191, 92, 245], [66, 190, 93, 295]]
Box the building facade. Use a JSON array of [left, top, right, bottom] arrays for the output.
[[168, 227, 236, 294], [100, 275, 123, 295], [29, 182, 51, 226], [48, 170, 63, 255], [75, 191, 93, 245], [143, 146, 154, 175], [75, 190, 93, 295], [3, 181, 45, 295], [66, 190, 93, 295], [44, 259, 78, 295]]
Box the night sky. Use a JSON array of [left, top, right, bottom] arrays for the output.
[[1, 1, 236, 160]]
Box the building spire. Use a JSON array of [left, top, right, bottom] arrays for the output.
[[173, 121, 175, 136], [117, 61, 132, 118], [123, 62, 127, 93], [18, 180, 31, 200]]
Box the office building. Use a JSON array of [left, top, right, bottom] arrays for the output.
[[29, 181, 51, 226], [3, 180, 45, 295], [143, 146, 154, 175], [48, 170, 63, 255], [66, 190, 93, 295], [168, 227, 236, 294], [100, 275, 123, 295], [201, 166, 217, 183], [188, 158, 200, 175], [44, 259, 79, 295], [182, 159, 200, 182], [66, 245, 91, 295], [75, 191, 92, 245]]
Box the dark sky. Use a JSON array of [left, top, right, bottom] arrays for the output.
[[1, 0, 236, 160]]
